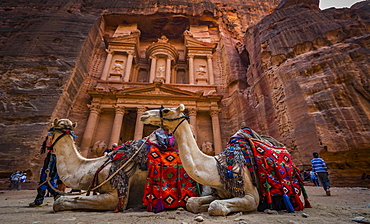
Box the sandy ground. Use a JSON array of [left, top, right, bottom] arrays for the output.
[[0, 186, 369, 224]]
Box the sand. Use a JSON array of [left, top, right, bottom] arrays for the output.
[[0, 186, 369, 224]]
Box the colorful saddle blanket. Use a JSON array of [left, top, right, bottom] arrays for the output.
[[216, 127, 306, 212], [142, 130, 198, 212]]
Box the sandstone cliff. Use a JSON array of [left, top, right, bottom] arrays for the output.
[[0, 0, 369, 188], [237, 0, 370, 185]]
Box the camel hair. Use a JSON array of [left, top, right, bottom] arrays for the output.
[[140, 104, 260, 216], [47, 118, 150, 212]]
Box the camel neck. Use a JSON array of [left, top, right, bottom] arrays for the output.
[[171, 120, 223, 188]]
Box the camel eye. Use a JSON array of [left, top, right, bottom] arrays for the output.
[[162, 108, 170, 113]]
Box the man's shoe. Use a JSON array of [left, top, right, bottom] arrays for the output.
[[326, 190, 331, 196], [29, 202, 43, 207]]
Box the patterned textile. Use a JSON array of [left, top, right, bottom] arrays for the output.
[[142, 131, 197, 211], [216, 127, 305, 212]]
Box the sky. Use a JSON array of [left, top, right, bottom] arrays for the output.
[[319, 0, 364, 9]]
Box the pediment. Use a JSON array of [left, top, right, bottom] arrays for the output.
[[120, 83, 200, 98]]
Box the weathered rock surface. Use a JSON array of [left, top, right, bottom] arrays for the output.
[[0, 0, 369, 189], [238, 0, 370, 183]]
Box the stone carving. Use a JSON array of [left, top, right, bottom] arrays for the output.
[[90, 140, 107, 158], [196, 65, 206, 76], [201, 141, 214, 156], [111, 60, 125, 74], [157, 35, 169, 43]]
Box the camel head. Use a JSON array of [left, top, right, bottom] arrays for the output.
[[140, 104, 186, 130], [51, 118, 77, 130]]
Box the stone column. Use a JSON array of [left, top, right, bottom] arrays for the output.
[[109, 105, 126, 147], [207, 54, 215, 85], [100, 49, 113, 81], [165, 57, 171, 84], [134, 107, 147, 140], [123, 51, 134, 82], [210, 109, 222, 154], [188, 108, 198, 140], [80, 104, 101, 157], [188, 54, 194, 84], [149, 56, 157, 83]]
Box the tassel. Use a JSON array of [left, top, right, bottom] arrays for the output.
[[154, 163, 165, 213], [293, 194, 304, 211], [155, 197, 165, 213], [300, 184, 312, 208], [283, 194, 295, 213], [226, 166, 234, 178]]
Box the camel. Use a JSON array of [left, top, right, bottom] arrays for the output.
[[46, 118, 149, 212], [140, 104, 260, 216]]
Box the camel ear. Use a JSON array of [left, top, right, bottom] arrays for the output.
[[72, 122, 77, 129], [178, 104, 185, 112], [52, 118, 59, 127]]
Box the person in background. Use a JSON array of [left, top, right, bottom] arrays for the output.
[[9, 171, 21, 190], [310, 170, 320, 186], [17, 172, 27, 190], [29, 150, 63, 207], [311, 152, 331, 196]]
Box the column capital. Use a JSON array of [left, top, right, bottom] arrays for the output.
[[207, 54, 213, 59], [105, 49, 114, 54], [210, 109, 221, 117], [150, 56, 157, 60], [113, 105, 126, 114], [137, 107, 147, 114], [188, 108, 198, 116], [87, 104, 101, 114], [126, 50, 134, 56], [187, 54, 195, 59]]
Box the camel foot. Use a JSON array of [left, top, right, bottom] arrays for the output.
[[186, 197, 210, 214], [208, 200, 230, 216]]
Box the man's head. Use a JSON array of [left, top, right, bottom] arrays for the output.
[[313, 152, 319, 158]]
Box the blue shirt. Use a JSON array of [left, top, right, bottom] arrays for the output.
[[311, 158, 328, 173]]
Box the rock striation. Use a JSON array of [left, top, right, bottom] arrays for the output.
[[0, 0, 369, 188]]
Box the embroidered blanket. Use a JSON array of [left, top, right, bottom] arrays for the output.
[[142, 130, 198, 212], [216, 127, 306, 212]]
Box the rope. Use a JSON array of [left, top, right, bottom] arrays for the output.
[[88, 133, 153, 192], [43, 169, 86, 195]]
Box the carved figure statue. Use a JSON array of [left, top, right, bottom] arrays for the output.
[[111, 60, 125, 74], [201, 141, 214, 156], [90, 140, 107, 158], [196, 65, 206, 76], [140, 104, 259, 216], [156, 66, 165, 78], [47, 118, 154, 212]]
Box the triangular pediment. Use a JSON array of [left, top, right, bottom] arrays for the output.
[[120, 83, 199, 97]]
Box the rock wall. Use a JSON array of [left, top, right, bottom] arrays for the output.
[[240, 0, 370, 180], [0, 0, 369, 188], [0, 0, 278, 181]]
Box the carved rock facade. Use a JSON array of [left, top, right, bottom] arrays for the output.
[[0, 0, 369, 188]]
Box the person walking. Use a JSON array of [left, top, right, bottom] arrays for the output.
[[311, 152, 331, 196]]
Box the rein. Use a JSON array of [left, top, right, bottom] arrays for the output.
[[159, 105, 189, 135]]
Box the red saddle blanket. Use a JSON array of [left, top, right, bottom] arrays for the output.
[[142, 143, 198, 212]]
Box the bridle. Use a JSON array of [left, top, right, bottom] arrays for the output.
[[41, 127, 78, 154], [158, 105, 189, 135]]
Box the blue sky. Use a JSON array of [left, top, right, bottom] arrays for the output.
[[319, 0, 364, 9]]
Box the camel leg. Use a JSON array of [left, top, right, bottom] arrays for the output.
[[53, 191, 118, 212], [186, 195, 219, 213], [208, 193, 259, 216]]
